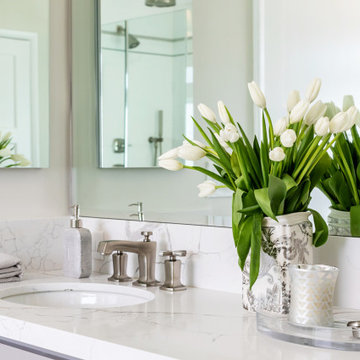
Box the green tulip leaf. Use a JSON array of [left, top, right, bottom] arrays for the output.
[[309, 208, 328, 247], [250, 212, 263, 288], [237, 215, 253, 270], [268, 175, 287, 215], [232, 189, 245, 246], [254, 188, 276, 220], [350, 205, 360, 237], [282, 174, 297, 192], [309, 152, 332, 191]]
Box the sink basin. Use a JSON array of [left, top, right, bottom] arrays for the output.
[[0, 282, 154, 309]]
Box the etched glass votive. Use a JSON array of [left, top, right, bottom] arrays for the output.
[[289, 264, 339, 327]]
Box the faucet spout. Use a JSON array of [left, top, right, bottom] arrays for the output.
[[97, 238, 160, 287]]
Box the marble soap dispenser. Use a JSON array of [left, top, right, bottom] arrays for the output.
[[63, 205, 92, 278]]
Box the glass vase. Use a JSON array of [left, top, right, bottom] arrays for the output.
[[289, 264, 339, 327]]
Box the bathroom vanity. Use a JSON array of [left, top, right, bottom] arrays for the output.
[[0, 272, 357, 360]]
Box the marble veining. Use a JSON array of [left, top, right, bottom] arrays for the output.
[[0, 218, 68, 272]]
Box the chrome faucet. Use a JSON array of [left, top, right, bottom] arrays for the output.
[[97, 231, 160, 287]]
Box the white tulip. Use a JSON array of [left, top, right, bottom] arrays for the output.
[[178, 141, 206, 161], [343, 95, 355, 111], [197, 180, 217, 197], [314, 117, 330, 136], [346, 106, 360, 127], [290, 100, 310, 124], [273, 116, 289, 136], [329, 112, 351, 133], [217, 101, 231, 124], [158, 159, 184, 171], [305, 78, 321, 103], [10, 154, 30, 167], [248, 81, 266, 109], [269, 147, 286, 162], [158, 147, 180, 160], [219, 124, 240, 143], [287, 90, 301, 112], [304, 100, 327, 126], [197, 103, 216, 123], [215, 133, 232, 153], [280, 129, 296, 148], [0, 148, 12, 158]]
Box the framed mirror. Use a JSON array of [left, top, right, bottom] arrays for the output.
[[0, 0, 50, 168], [99, 0, 193, 168]]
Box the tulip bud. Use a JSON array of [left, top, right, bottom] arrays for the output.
[[287, 90, 300, 112], [280, 129, 296, 148], [346, 106, 360, 127], [305, 78, 321, 103], [290, 100, 310, 124], [314, 117, 329, 136], [0, 148, 12, 158], [269, 147, 285, 162], [197, 180, 217, 197], [2, 132, 11, 142], [178, 141, 206, 161], [158, 147, 180, 161], [343, 95, 355, 112], [329, 112, 350, 134], [273, 116, 289, 136], [217, 101, 231, 124], [10, 154, 30, 167], [304, 100, 327, 126], [158, 159, 184, 171], [197, 103, 216, 123], [219, 124, 240, 143], [248, 81, 266, 109]]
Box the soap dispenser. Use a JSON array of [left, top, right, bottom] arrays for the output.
[[64, 205, 92, 278]]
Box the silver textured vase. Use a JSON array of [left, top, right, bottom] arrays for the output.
[[328, 208, 351, 236], [242, 212, 313, 314]]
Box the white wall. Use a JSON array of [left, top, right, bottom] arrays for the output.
[[0, 0, 70, 219]]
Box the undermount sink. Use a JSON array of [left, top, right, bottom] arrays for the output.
[[0, 282, 154, 309]]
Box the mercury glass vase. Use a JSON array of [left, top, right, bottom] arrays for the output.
[[288, 264, 339, 327], [327, 208, 351, 236], [242, 212, 313, 314]]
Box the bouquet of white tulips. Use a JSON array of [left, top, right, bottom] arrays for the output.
[[0, 132, 30, 167], [318, 95, 360, 236], [159, 78, 354, 287]]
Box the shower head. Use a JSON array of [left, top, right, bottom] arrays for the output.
[[145, 0, 176, 7], [128, 34, 140, 49], [116, 26, 140, 49]]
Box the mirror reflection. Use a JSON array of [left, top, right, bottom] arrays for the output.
[[0, 0, 49, 168], [99, 0, 192, 168]]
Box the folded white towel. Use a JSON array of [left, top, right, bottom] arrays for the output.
[[0, 253, 23, 282], [0, 253, 21, 269], [0, 276, 22, 283]]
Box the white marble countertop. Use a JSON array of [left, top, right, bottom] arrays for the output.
[[0, 272, 359, 360]]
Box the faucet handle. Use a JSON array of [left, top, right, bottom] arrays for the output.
[[160, 250, 187, 260], [141, 231, 153, 242]]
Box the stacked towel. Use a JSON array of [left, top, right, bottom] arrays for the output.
[[0, 253, 23, 282]]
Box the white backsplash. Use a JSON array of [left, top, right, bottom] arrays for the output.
[[0, 217, 67, 271], [84, 217, 242, 294], [0, 216, 359, 307]]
